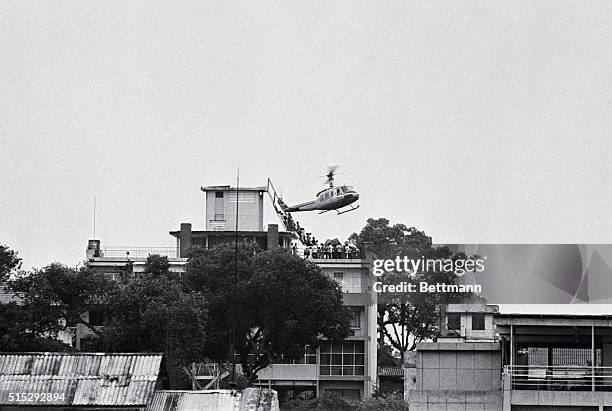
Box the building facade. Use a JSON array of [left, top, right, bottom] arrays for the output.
[[200, 185, 266, 232], [256, 255, 378, 401], [83, 184, 377, 402], [409, 298, 612, 410]]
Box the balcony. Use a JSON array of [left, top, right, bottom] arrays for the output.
[[506, 365, 612, 391], [257, 364, 318, 382]]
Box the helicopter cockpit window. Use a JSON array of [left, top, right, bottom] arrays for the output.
[[344, 185, 355, 193], [337, 187, 343, 195]]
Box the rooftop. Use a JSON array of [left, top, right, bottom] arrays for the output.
[[168, 229, 295, 238], [0, 352, 163, 407], [495, 313, 612, 327], [147, 388, 278, 411], [200, 185, 267, 192]]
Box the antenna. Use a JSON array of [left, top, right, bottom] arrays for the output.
[[231, 165, 239, 385], [93, 197, 96, 239]]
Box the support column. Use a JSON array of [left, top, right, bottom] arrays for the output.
[[179, 223, 192, 258], [510, 324, 514, 390], [592, 325, 596, 392]]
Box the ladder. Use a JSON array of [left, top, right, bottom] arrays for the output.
[[266, 178, 312, 248]]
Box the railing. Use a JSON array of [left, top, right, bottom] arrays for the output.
[[101, 247, 178, 258], [190, 362, 242, 377], [506, 365, 612, 391]]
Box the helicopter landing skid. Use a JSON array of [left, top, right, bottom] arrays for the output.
[[336, 204, 359, 215]]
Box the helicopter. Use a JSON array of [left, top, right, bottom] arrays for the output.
[[277, 167, 360, 215]]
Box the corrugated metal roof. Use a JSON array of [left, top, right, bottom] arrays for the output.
[[0, 352, 162, 406], [147, 388, 278, 411], [148, 390, 241, 411]]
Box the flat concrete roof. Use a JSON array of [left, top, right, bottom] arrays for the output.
[[169, 230, 296, 238], [416, 342, 500, 351], [495, 313, 612, 327], [200, 185, 267, 192]]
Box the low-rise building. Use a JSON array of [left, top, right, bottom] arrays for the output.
[[497, 313, 612, 411], [409, 299, 612, 410], [408, 297, 502, 410]]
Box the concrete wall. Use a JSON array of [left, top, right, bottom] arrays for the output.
[[507, 390, 612, 409], [415, 344, 501, 392], [257, 364, 317, 381], [205, 190, 264, 231], [410, 342, 502, 410], [409, 390, 502, 411]]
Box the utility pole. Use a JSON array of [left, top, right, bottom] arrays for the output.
[[230, 166, 239, 386]]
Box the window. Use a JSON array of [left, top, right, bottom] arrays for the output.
[[447, 313, 461, 332], [332, 272, 361, 293], [296, 346, 317, 364], [320, 341, 364, 376], [349, 308, 361, 329], [214, 192, 224, 221], [471, 313, 485, 330]]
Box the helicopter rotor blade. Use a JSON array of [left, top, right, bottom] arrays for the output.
[[317, 165, 341, 186]]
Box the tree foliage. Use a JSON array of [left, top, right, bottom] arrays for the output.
[[185, 243, 351, 384], [0, 301, 72, 352], [350, 218, 459, 360], [8, 263, 118, 338], [377, 341, 399, 367], [97, 255, 207, 388], [0, 243, 21, 280]]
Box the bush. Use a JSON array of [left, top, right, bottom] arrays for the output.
[[281, 392, 408, 411], [355, 393, 408, 411], [282, 392, 354, 410]]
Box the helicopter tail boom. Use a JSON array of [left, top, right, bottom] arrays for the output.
[[283, 199, 316, 212]]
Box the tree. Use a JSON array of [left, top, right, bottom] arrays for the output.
[[350, 218, 459, 361], [9, 264, 118, 339], [184, 243, 351, 384], [0, 302, 71, 352], [0, 244, 73, 351], [97, 255, 208, 389], [0, 243, 21, 280], [377, 341, 400, 367]]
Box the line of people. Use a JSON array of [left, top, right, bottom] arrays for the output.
[[302, 241, 360, 259], [279, 211, 317, 247], [276, 205, 360, 259]]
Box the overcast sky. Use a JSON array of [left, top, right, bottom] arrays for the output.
[[2, 1, 612, 274]]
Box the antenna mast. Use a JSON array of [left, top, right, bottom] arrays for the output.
[[93, 197, 96, 239]]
